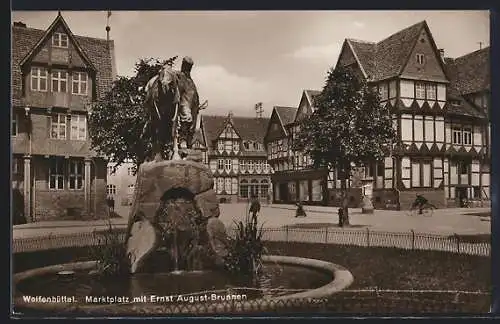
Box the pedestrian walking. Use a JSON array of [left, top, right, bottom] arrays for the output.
[[249, 195, 261, 219], [110, 196, 115, 213], [106, 196, 113, 216], [295, 201, 307, 218]]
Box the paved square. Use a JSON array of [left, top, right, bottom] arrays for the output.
[[13, 203, 491, 240]]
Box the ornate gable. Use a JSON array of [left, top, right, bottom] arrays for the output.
[[20, 13, 96, 73], [400, 23, 448, 82], [294, 91, 312, 123], [217, 120, 240, 140]]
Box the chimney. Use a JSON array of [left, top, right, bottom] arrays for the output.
[[13, 21, 27, 28], [438, 49, 445, 61], [228, 111, 234, 121]]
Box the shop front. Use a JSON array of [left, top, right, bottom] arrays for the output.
[[271, 169, 328, 205]]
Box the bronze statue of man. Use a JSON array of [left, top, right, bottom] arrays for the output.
[[176, 57, 200, 150], [143, 56, 205, 161]]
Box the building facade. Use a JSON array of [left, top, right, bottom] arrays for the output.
[[265, 21, 490, 210], [106, 160, 137, 206], [197, 113, 272, 203], [264, 96, 363, 207], [11, 13, 116, 221], [334, 20, 490, 209]]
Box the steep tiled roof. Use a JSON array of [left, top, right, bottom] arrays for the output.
[[201, 114, 270, 144], [344, 21, 431, 81], [274, 106, 297, 126], [346, 39, 376, 77], [446, 87, 486, 119], [442, 48, 489, 119], [305, 89, 321, 106], [445, 47, 490, 95], [11, 24, 115, 106]]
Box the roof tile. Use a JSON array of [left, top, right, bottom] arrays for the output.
[[445, 47, 490, 95], [201, 114, 270, 146], [274, 106, 297, 126], [346, 21, 426, 81]]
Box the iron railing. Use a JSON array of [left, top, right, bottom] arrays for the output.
[[12, 226, 490, 256]]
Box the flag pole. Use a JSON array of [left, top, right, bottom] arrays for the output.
[[106, 11, 111, 42]]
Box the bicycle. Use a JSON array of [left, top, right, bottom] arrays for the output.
[[406, 202, 436, 217]]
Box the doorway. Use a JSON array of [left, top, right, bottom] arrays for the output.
[[279, 183, 288, 202]]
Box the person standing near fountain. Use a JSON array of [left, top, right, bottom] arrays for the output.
[[249, 195, 261, 219]]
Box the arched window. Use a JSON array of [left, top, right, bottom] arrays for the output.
[[239, 179, 249, 198], [260, 179, 269, 198], [250, 179, 259, 198]]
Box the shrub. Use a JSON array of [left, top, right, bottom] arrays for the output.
[[224, 212, 265, 277], [89, 220, 129, 277]]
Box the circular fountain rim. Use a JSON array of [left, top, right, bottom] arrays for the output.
[[13, 255, 354, 315]]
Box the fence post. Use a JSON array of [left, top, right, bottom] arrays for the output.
[[366, 228, 370, 247], [454, 233, 460, 253], [411, 229, 415, 250], [285, 225, 289, 242], [325, 226, 329, 244]]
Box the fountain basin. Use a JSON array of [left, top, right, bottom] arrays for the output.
[[13, 255, 353, 315]]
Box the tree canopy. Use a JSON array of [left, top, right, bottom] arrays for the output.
[[294, 66, 396, 172], [88, 56, 177, 172], [293, 66, 397, 225]]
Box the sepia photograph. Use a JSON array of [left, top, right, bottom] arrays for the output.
[[10, 10, 492, 317]]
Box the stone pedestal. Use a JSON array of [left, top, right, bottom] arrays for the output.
[[126, 159, 223, 273]]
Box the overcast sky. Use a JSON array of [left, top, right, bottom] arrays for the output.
[[12, 10, 489, 118]]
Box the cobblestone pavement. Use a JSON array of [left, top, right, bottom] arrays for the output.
[[13, 203, 490, 239], [12, 203, 491, 256]]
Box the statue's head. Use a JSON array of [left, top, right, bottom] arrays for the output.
[[181, 56, 194, 74]]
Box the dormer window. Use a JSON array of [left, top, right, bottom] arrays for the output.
[[53, 32, 69, 48], [243, 141, 250, 150], [416, 53, 425, 65]]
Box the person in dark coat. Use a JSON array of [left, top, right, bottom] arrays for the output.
[[12, 188, 26, 225], [249, 195, 261, 218], [110, 196, 115, 213], [295, 201, 307, 218]]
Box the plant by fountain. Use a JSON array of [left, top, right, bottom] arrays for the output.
[[224, 212, 265, 278], [89, 220, 129, 277]]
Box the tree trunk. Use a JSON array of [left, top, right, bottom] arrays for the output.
[[340, 161, 350, 227]]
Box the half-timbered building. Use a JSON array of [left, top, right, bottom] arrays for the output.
[[264, 94, 364, 206], [335, 20, 490, 209], [11, 13, 115, 221], [196, 113, 272, 203]]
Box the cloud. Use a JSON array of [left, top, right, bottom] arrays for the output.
[[353, 21, 365, 28], [191, 65, 272, 116], [288, 43, 341, 61]]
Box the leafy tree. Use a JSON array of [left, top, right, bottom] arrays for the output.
[[88, 56, 177, 173], [293, 66, 397, 226]]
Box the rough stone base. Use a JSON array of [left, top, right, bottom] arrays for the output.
[[125, 159, 222, 273]]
